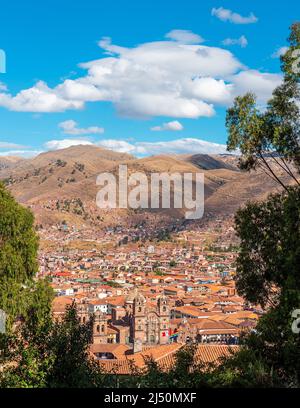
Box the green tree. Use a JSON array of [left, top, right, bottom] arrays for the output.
[[0, 183, 52, 330], [233, 188, 300, 385], [224, 23, 300, 387], [0, 302, 106, 388], [0, 183, 39, 284], [46, 303, 105, 388], [226, 23, 300, 190]]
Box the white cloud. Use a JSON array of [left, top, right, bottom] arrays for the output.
[[212, 7, 258, 24], [116, 94, 215, 118], [0, 81, 84, 112], [0, 34, 243, 117], [96, 139, 140, 154], [230, 70, 282, 103], [272, 46, 289, 58], [165, 29, 204, 44], [151, 120, 184, 131], [0, 141, 28, 149], [75, 37, 242, 118], [44, 139, 93, 151], [0, 30, 282, 117], [0, 150, 42, 158], [59, 119, 104, 135], [222, 36, 248, 48], [97, 137, 229, 156], [183, 77, 233, 105]]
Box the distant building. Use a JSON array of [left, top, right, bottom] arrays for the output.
[[125, 290, 170, 346], [77, 289, 170, 348]]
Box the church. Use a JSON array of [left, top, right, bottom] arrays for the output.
[[77, 289, 170, 349]]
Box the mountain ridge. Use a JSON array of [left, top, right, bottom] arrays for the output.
[[0, 145, 290, 229]]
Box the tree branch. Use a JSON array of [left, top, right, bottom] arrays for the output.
[[258, 153, 289, 192]]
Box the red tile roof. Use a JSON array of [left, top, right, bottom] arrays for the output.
[[97, 344, 238, 375]]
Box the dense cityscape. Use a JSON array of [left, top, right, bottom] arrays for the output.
[[0, 1, 299, 396], [37, 216, 261, 374]]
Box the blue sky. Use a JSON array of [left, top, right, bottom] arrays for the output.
[[0, 0, 299, 157]]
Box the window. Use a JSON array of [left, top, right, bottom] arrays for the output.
[[97, 325, 100, 333]]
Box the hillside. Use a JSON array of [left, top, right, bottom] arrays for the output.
[[180, 154, 238, 171], [0, 156, 24, 170], [0, 145, 291, 230]]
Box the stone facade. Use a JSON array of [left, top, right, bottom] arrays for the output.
[[126, 291, 170, 345], [78, 290, 170, 347]]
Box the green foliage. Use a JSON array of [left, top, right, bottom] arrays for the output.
[[224, 23, 300, 388], [0, 302, 106, 388], [0, 183, 39, 284], [209, 346, 281, 388], [0, 183, 50, 330], [47, 303, 105, 388], [234, 187, 300, 307], [232, 186, 300, 386], [2, 279, 53, 334], [226, 23, 300, 189], [226, 48, 300, 384], [154, 270, 165, 276], [0, 184, 105, 388], [156, 229, 171, 242]]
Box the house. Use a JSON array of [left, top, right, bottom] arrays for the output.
[[88, 300, 108, 314]]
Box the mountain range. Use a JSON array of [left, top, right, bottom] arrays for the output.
[[0, 145, 289, 230]]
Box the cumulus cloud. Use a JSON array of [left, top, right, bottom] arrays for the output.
[[0, 30, 281, 117], [165, 29, 204, 44], [230, 70, 282, 103], [0, 150, 42, 158], [272, 46, 289, 58], [59, 119, 104, 135], [96, 139, 141, 154], [40, 136, 230, 156], [151, 120, 184, 131], [44, 139, 93, 151], [212, 7, 258, 24], [222, 36, 248, 48], [0, 81, 84, 112], [183, 77, 233, 104], [97, 137, 229, 156], [0, 137, 230, 158], [0, 141, 28, 149]]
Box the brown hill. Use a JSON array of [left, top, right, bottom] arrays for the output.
[[0, 145, 134, 203], [180, 154, 237, 171], [0, 146, 292, 229], [0, 156, 24, 170]]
